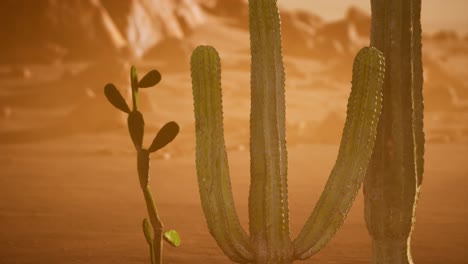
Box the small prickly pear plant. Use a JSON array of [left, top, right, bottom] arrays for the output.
[[104, 66, 181, 264], [364, 0, 425, 263], [190, 0, 385, 263]]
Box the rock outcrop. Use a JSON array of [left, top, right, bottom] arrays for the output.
[[0, 0, 205, 62]]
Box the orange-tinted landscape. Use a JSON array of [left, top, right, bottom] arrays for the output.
[[1, 0, 467, 263]]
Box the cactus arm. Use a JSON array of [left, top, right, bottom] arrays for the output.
[[247, 0, 293, 262], [293, 47, 385, 260], [364, 0, 424, 263], [191, 46, 254, 263]]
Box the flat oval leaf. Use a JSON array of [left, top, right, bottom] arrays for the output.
[[139, 70, 161, 88], [104, 83, 130, 113], [142, 218, 153, 245], [128, 111, 145, 150], [137, 149, 150, 189], [163, 230, 181, 247], [148, 121, 179, 153]]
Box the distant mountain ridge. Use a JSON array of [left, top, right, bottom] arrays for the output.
[[1, 0, 464, 64], [0, 0, 206, 62]]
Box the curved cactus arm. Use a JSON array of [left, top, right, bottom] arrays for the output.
[[191, 45, 254, 263], [247, 0, 293, 262], [293, 47, 385, 260]]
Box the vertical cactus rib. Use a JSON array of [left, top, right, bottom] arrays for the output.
[[411, 0, 425, 187], [248, 0, 292, 262], [191, 46, 254, 263], [364, 0, 424, 263], [293, 47, 385, 260]]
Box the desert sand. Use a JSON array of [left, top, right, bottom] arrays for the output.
[[1, 1, 468, 263], [1, 139, 467, 263]]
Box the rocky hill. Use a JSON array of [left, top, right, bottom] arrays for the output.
[[0, 0, 205, 62]]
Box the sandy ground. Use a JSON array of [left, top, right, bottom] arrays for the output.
[[1, 51, 468, 264], [1, 134, 467, 263]]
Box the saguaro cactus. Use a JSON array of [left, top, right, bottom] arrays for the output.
[[191, 0, 385, 263], [364, 0, 425, 263], [104, 66, 181, 264]]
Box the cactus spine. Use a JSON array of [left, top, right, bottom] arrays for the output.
[[364, 0, 425, 263], [104, 67, 181, 264], [191, 0, 385, 263]]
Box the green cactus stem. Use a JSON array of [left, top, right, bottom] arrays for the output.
[[191, 0, 385, 263], [364, 0, 425, 263], [191, 46, 254, 263], [248, 0, 292, 262], [293, 47, 385, 260], [104, 66, 181, 264]]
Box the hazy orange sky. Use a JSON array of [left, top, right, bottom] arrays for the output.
[[279, 0, 468, 34]]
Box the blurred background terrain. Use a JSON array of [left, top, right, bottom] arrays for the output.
[[1, 0, 467, 263]]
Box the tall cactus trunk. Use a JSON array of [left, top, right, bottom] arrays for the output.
[[247, 1, 293, 263], [364, 0, 425, 263]]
